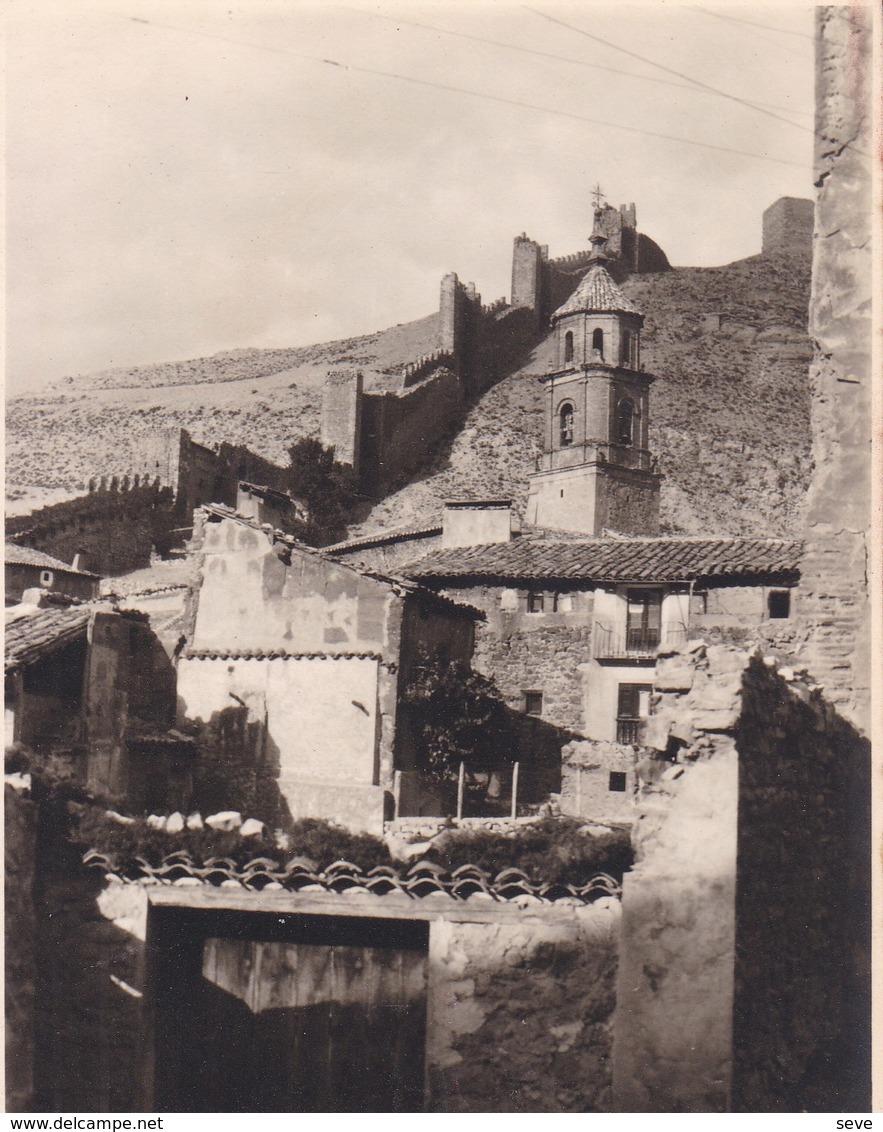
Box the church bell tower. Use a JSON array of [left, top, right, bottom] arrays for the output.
[[525, 210, 662, 536]]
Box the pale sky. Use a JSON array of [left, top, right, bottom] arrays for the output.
[[5, 1, 816, 394]]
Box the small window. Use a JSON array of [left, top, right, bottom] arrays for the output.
[[620, 330, 631, 366], [524, 691, 544, 716], [559, 403, 574, 447], [527, 591, 545, 613], [564, 330, 574, 364], [617, 398, 635, 446], [608, 771, 627, 792], [592, 328, 604, 357], [39, 570, 54, 587], [768, 590, 791, 619]]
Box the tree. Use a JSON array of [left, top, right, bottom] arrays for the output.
[[401, 653, 514, 787], [285, 437, 358, 545]]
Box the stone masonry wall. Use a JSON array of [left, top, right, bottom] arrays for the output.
[[611, 640, 870, 1111], [472, 625, 591, 734], [796, 5, 872, 733], [427, 901, 621, 1112], [7, 481, 177, 577], [732, 656, 870, 1111], [359, 368, 464, 495], [5, 783, 36, 1112]]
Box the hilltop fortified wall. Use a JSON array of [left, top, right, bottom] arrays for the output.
[[322, 202, 669, 496], [7, 429, 291, 576]]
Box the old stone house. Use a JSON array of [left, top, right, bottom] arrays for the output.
[[404, 533, 802, 743], [5, 543, 100, 606], [176, 505, 482, 833], [5, 593, 189, 811]]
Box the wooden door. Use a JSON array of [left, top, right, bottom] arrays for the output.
[[185, 936, 427, 1112]]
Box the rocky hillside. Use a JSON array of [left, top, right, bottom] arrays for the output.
[[7, 254, 811, 537], [354, 253, 813, 538], [6, 316, 440, 510]]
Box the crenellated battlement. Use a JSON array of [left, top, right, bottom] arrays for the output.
[[401, 349, 457, 388]]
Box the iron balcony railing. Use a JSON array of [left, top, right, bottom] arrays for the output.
[[594, 622, 689, 660], [616, 718, 643, 745]]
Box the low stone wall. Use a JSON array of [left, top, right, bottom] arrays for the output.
[[427, 900, 621, 1112], [5, 783, 36, 1112]]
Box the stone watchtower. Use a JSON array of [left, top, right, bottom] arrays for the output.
[[525, 213, 661, 536]]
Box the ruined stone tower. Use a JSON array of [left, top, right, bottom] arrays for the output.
[[525, 213, 661, 536]]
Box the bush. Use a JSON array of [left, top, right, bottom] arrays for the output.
[[286, 437, 358, 545], [424, 817, 632, 884], [402, 653, 514, 787], [72, 810, 391, 873]]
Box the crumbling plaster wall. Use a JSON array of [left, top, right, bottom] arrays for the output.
[[796, 5, 872, 733], [177, 654, 388, 833], [191, 518, 403, 658], [612, 642, 744, 1113], [427, 901, 621, 1112]]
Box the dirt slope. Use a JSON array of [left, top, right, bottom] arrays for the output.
[[7, 255, 811, 538]]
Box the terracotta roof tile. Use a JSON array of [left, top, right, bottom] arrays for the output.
[[403, 536, 803, 584], [324, 522, 443, 554], [85, 850, 621, 905], [552, 264, 642, 320], [5, 606, 92, 671], [5, 543, 99, 577]]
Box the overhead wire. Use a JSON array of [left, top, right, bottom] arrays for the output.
[[689, 7, 810, 63], [524, 7, 816, 138], [690, 7, 815, 41], [347, 6, 812, 118], [122, 13, 808, 169]]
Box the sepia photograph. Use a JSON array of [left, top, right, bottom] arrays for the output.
[[4, 0, 875, 1115]]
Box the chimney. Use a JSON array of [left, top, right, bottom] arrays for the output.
[[71, 552, 90, 573], [442, 500, 513, 548]]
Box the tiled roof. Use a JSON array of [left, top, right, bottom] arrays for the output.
[[184, 648, 384, 663], [403, 536, 803, 584], [100, 558, 195, 597], [325, 523, 443, 554], [552, 264, 642, 320], [84, 850, 622, 906], [5, 606, 92, 672], [127, 728, 197, 747], [4, 543, 99, 577]]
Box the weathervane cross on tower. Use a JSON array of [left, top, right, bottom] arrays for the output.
[[591, 183, 606, 209]]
